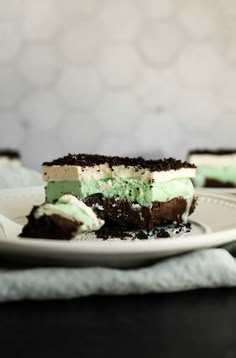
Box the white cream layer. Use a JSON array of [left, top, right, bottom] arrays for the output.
[[42, 164, 196, 183], [189, 154, 236, 167], [35, 194, 104, 233], [0, 157, 21, 167]]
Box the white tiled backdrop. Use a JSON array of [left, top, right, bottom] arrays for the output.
[[0, 0, 235, 169]]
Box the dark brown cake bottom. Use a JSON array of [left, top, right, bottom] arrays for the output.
[[205, 178, 236, 188], [20, 208, 81, 240], [21, 196, 196, 240], [83, 194, 196, 231]]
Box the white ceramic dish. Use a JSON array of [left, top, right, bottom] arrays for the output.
[[0, 187, 236, 268], [199, 187, 236, 195]]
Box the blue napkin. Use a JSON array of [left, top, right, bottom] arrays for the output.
[[1, 245, 236, 302]]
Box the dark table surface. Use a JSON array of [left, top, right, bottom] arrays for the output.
[[1, 288, 236, 358]]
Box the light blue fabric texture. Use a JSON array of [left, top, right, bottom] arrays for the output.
[[1, 247, 236, 301]]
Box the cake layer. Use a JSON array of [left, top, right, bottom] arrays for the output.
[[42, 154, 196, 182], [0, 149, 20, 166], [0, 149, 21, 167], [188, 149, 236, 187], [21, 195, 195, 239], [42, 154, 196, 227], [193, 166, 236, 187], [43, 154, 195, 170], [45, 178, 195, 223], [83, 194, 196, 229], [0, 149, 20, 159], [204, 178, 236, 188], [0, 157, 21, 167], [21, 212, 81, 240], [189, 153, 236, 168], [189, 149, 236, 155], [46, 177, 194, 210], [37, 195, 104, 231], [42, 164, 196, 182], [20, 194, 104, 239]]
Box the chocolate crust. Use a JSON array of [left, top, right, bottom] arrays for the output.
[[21, 195, 196, 240], [84, 194, 196, 230], [20, 207, 80, 240], [204, 178, 236, 188], [43, 153, 195, 172], [189, 149, 236, 156], [150, 198, 187, 227], [0, 149, 20, 159]]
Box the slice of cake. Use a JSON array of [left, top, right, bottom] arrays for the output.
[[42, 154, 196, 230], [188, 149, 236, 188], [20, 194, 104, 240], [0, 149, 21, 167]]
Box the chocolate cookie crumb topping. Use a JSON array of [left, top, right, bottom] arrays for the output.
[[189, 149, 236, 156], [43, 153, 195, 172], [0, 149, 20, 159]]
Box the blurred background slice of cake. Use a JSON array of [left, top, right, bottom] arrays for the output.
[[0, 148, 44, 189], [188, 149, 236, 188], [0, 149, 21, 167]]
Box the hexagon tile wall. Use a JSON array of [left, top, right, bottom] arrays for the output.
[[0, 0, 235, 169]]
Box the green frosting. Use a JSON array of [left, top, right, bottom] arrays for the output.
[[36, 195, 104, 232], [46, 178, 194, 205], [45, 178, 194, 222], [46, 181, 82, 203], [194, 166, 236, 187], [55, 197, 95, 225]]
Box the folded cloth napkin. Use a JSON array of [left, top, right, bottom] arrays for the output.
[[1, 245, 236, 302]]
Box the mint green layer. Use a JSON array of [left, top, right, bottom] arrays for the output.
[[45, 178, 194, 222], [194, 166, 236, 187], [55, 197, 95, 226], [38, 195, 103, 232]]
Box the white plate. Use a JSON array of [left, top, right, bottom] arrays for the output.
[[0, 187, 236, 268], [198, 187, 236, 195]]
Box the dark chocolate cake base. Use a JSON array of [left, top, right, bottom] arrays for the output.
[[20, 207, 81, 240], [20, 196, 196, 240], [83, 194, 196, 230], [204, 178, 236, 188]]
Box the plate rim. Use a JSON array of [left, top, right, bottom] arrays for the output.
[[1, 228, 236, 253]]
